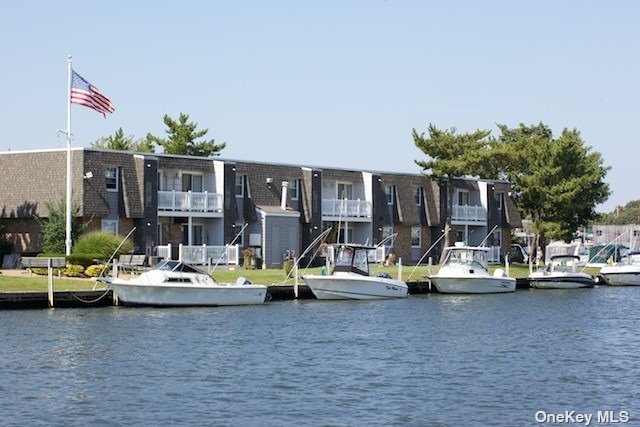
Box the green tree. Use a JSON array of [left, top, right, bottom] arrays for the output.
[[90, 128, 155, 153], [148, 113, 226, 156], [598, 200, 640, 225], [491, 123, 610, 254], [36, 198, 87, 255], [413, 124, 493, 257]]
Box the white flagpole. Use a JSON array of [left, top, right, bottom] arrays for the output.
[[65, 55, 73, 256]]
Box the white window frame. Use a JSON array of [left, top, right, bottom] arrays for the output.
[[495, 191, 503, 210], [235, 175, 245, 197], [385, 185, 395, 205], [289, 179, 299, 201], [180, 171, 204, 192], [456, 189, 469, 206], [101, 219, 119, 234], [411, 226, 421, 248], [105, 167, 118, 192], [336, 182, 353, 200], [414, 187, 422, 206], [382, 226, 394, 240]]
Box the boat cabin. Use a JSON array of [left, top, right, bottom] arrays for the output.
[[442, 244, 490, 272], [333, 244, 376, 276]]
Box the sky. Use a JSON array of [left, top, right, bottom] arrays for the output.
[[1, 1, 638, 212]]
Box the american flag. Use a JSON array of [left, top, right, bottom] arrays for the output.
[[70, 70, 115, 117]]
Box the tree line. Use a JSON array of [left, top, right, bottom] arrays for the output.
[[413, 122, 610, 256]]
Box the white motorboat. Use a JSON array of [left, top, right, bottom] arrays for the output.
[[528, 255, 595, 289], [302, 244, 408, 300], [429, 244, 516, 294], [97, 260, 268, 306], [600, 251, 640, 286]]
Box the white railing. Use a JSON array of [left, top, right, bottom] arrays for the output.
[[158, 191, 223, 213], [155, 244, 240, 266], [322, 199, 372, 218], [487, 245, 501, 263], [451, 205, 487, 223]]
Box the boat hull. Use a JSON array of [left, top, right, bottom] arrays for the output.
[[600, 272, 640, 286], [108, 282, 268, 306], [302, 275, 408, 300], [528, 277, 595, 289], [430, 276, 516, 294]]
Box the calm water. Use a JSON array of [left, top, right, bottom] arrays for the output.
[[1, 286, 639, 426]]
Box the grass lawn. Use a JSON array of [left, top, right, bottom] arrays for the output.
[[0, 263, 603, 293]]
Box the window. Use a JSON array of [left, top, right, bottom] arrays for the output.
[[411, 226, 421, 247], [181, 173, 203, 192], [456, 190, 469, 206], [382, 226, 393, 240], [157, 170, 164, 191], [105, 167, 118, 191], [101, 219, 118, 234], [289, 179, 299, 201], [337, 182, 353, 200], [384, 185, 395, 205], [495, 191, 503, 210], [414, 187, 422, 206], [455, 230, 465, 243], [235, 175, 245, 197], [192, 225, 204, 245], [492, 230, 502, 248]]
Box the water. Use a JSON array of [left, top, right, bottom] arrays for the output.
[[1, 286, 639, 426]]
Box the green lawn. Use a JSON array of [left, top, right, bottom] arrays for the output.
[[0, 263, 603, 293]]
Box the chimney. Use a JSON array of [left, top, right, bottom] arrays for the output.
[[281, 181, 289, 210]]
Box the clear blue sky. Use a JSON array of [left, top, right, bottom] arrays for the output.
[[1, 1, 637, 212]]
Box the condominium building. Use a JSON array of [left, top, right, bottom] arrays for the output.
[[0, 148, 522, 267]]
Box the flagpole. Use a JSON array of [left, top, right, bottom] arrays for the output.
[[65, 55, 72, 256]]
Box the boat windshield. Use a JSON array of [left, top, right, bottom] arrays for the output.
[[335, 246, 370, 275], [153, 260, 203, 274], [618, 253, 640, 266], [443, 248, 488, 271], [549, 257, 577, 273]]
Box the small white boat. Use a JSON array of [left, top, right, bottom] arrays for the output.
[[600, 251, 640, 286], [528, 255, 595, 289], [429, 244, 516, 294], [97, 260, 268, 306], [302, 244, 408, 300]]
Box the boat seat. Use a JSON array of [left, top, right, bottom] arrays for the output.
[[493, 268, 506, 277]]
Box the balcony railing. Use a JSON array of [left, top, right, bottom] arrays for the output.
[[322, 199, 372, 219], [158, 191, 223, 213], [156, 244, 240, 266], [451, 205, 487, 223]]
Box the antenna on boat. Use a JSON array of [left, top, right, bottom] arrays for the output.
[[94, 227, 137, 286], [209, 223, 249, 275], [479, 225, 499, 247], [281, 227, 333, 296], [406, 232, 447, 282]]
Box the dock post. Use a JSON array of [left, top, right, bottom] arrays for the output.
[[47, 258, 54, 308], [293, 257, 299, 298], [398, 257, 402, 281]]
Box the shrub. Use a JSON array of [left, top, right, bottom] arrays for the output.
[[30, 268, 62, 276], [282, 259, 294, 275], [62, 264, 86, 277], [85, 264, 109, 277], [66, 254, 104, 268], [72, 232, 134, 259]]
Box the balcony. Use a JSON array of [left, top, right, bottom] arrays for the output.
[[322, 199, 372, 221], [158, 191, 223, 216], [451, 205, 487, 224]]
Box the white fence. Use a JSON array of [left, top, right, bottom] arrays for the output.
[[158, 191, 223, 213], [156, 244, 240, 265], [322, 199, 372, 218], [451, 205, 487, 223]]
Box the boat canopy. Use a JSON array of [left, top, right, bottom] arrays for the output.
[[442, 246, 489, 271], [333, 245, 373, 276]]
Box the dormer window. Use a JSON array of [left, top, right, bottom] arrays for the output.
[[105, 167, 118, 192], [414, 187, 422, 206]]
